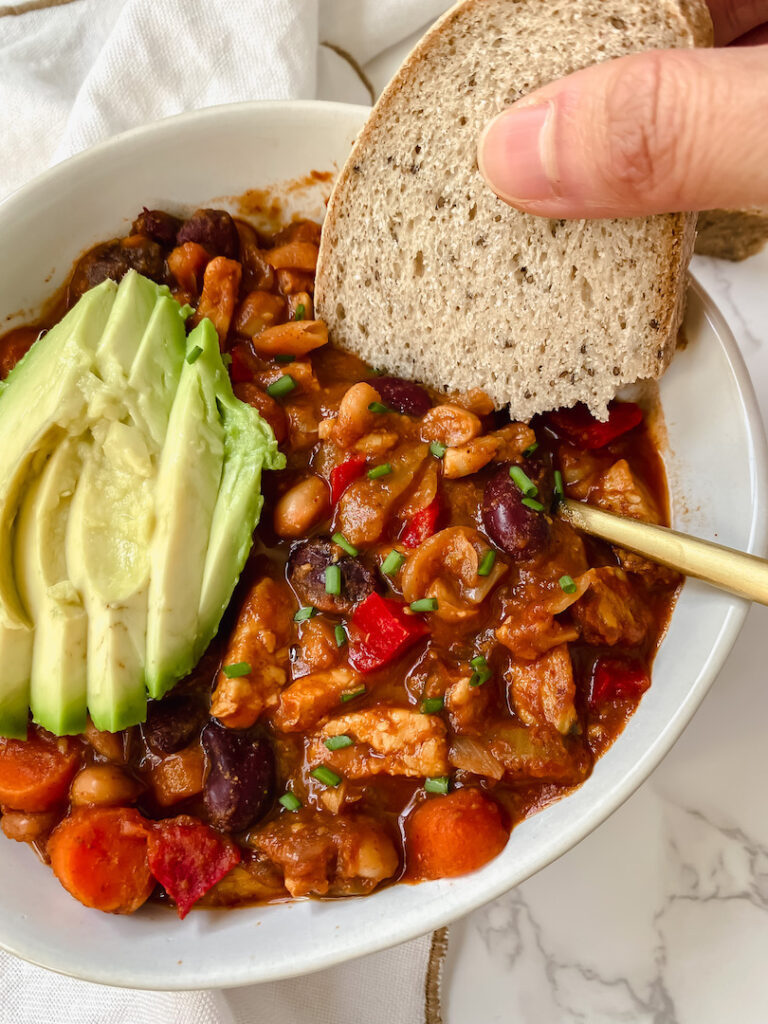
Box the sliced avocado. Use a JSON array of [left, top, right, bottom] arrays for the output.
[[15, 439, 87, 735], [144, 319, 226, 698], [196, 360, 284, 661], [65, 274, 186, 732], [128, 294, 188, 447], [0, 280, 117, 737], [94, 269, 171, 383]]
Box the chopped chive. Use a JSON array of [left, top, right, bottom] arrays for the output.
[[429, 441, 447, 459], [311, 765, 342, 788], [522, 497, 544, 512], [221, 353, 233, 366], [410, 597, 438, 613], [554, 470, 564, 501], [186, 345, 203, 365], [477, 550, 496, 577], [368, 401, 391, 414], [559, 574, 578, 594], [340, 687, 366, 703], [325, 564, 342, 596], [295, 303, 306, 321], [509, 465, 538, 497], [274, 353, 296, 364], [421, 697, 444, 715], [332, 532, 358, 557], [279, 792, 302, 811], [222, 661, 251, 678], [324, 734, 353, 751], [522, 441, 539, 458], [381, 550, 406, 576], [368, 463, 392, 480], [334, 624, 347, 647], [470, 667, 493, 687], [267, 374, 296, 398], [425, 776, 450, 795], [294, 605, 316, 622], [470, 655, 488, 670]]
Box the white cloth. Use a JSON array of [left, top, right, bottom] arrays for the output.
[[0, 0, 453, 201], [0, 0, 455, 1021]]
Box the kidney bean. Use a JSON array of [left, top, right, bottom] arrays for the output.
[[370, 376, 432, 417], [69, 237, 165, 300], [131, 208, 182, 246], [201, 721, 275, 833], [142, 695, 206, 756], [176, 208, 239, 259], [288, 539, 379, 614], [482, 465, 549, 560]]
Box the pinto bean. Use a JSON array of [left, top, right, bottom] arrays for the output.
[[273, 476, 330, 538], [232, 291, 287, 338], [70, 765, 143, 807], [288, 539, 378, 614], [251, 320, 328, 358], [420, 404, 482, 447], [176, 208, 239, 259], [1, 810, 58, 843]]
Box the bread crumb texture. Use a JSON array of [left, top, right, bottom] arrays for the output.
[[316, 0, 712, 420]]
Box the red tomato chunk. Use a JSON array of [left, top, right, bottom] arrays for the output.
[[548, 401, 643, 450], [330, 457, 367, 504], [590, 658, 650, 707], [400, 495, 441, 549], [147, 816, 241, 919], [348, 593, 429, 673]]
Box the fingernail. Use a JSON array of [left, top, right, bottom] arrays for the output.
[[478, 103, 558, 205]]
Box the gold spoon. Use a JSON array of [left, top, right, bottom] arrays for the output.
[[558, 498, 768, 605]]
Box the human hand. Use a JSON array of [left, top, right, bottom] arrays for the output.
[[477, 1, 768, 217]]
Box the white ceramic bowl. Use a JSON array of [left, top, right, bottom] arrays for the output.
[[0, 101, 766, 990]]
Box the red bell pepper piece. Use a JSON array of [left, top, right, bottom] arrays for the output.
[[348, 593, 429, 673], [147, 816, 241, 919], [330, 457, 366, 504], [547, 401, 643, 450], [229, 345, 254, 384], [400, 495, 441, 549], [590, 658, 650, 708]]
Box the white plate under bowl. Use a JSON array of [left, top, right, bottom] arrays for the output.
[[0, 101, 765, 990]]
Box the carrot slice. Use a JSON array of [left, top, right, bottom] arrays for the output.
[[0, 733, 80, 812], [405, 788, 508, 880], [147, 816, 241, 919], [48, 807, 154, 914]]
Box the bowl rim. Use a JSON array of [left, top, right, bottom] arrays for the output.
[[0, 99, 766, 990]]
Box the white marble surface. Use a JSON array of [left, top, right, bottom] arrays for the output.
[[363, 27, 768, 1022], [438, 249, 768, 1024]]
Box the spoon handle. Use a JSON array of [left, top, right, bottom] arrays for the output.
[[559, 498, 768, 605]]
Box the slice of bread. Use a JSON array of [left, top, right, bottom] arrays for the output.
[[695, 208, 768, 262], [316, 0, 713, 420]]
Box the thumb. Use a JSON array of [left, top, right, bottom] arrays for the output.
[[477, 46, 768, 218]]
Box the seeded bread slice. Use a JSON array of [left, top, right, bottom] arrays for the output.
[[695, 208, 768, 261], [316, 0, 713, 420]]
